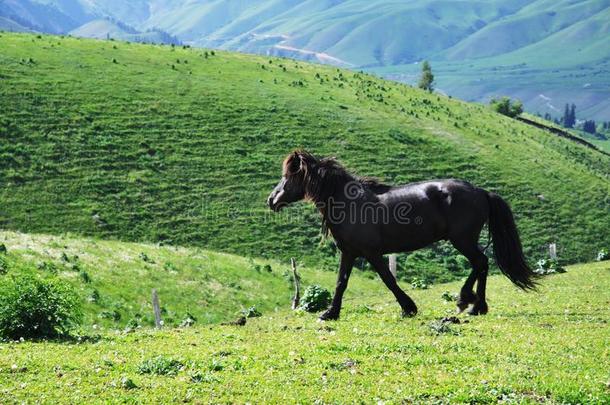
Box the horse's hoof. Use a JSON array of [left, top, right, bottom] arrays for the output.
[[319, 310, 339, 321], [456, 302, 469, 313], [467, 302, 488, 316], [401, 308, 418, 318]]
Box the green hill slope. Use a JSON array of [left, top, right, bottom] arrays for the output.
[[0, 230, 381, 328], [1, 258, 609, 402], [0, 33, 609, 269]]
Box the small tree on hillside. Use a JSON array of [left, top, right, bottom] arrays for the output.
[[562, 103, 576, 128], [490, 97, 523, 118], [418, 61, 435, 93], [583, 120, 596, 134]]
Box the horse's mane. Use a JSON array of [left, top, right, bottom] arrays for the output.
[[284, 150, 392, 203], [359, 177, 393, 194]]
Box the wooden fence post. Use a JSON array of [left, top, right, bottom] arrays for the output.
[[549, 243, 557, 260], [152, 288, 162, 329], [291, 258, 301, 310], [389, 254, 397, 279]]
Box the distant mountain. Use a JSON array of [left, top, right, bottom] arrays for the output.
[[0, 16, 32, 32], [1, 0, 608, 120], [0, 0, 85, 33], [70, 18, 181, 44], [0, 0, 178, 45]]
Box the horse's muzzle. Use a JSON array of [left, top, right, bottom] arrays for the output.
[[267, 195, 281, 212]]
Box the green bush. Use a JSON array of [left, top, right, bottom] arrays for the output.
[[179, 312, 196, 327], [411, 278, 429, 289], [490, 97, 523, 118], [241, 306, 261, 318], [535, 258, 565, 275], [0, 275, 82, 339], [300, 285, 331, 312]]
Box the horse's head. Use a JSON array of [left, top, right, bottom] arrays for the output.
[[267, 150, 315, 211]]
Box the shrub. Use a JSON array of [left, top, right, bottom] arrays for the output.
[[138, 356, 183, 376], [0, 275, 82, 339], [241, 306, 261, 318], [139, 252, 154, 263], [597, 248, 608, 261], [120, 376, 137, 390], [124, 317, 141, 332], [441, 291, 457, 302], [411, 278, 429, 289], [490, 97, 523, 118], [300, 285, 331, 312], [88, 288, 100, 303], [79, 271, 91, 283], [535, 258, 565, 275], [37, 261, 58, 274], [99, 309, 121, 321], [179, 312, 196, 327]]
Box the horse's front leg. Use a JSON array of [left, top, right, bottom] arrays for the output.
[[319, 252, 355, 321]]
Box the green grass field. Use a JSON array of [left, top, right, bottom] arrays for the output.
[[1, 254, 608, 403], [0, 33, 609, 278]]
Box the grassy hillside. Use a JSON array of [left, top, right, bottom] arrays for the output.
[[1, 259, 608, 402], [3, 1, 609, 119], [0, 33, 609, 270], [522, 113, 610, 153], [0, 230, 382, 328]]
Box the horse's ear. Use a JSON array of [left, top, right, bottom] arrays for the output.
[[284, 151, 302, 174], [294, 151, 310, 172], [297, 152, 308, 172]]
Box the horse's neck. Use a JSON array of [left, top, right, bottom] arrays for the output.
[[309, 174, 353, 204], [313, 175, 364, 233]]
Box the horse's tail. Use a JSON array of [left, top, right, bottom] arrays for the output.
[[486, 192, 538, 290]]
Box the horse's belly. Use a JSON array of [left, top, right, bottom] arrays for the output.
[[380, 222, 443, 253]]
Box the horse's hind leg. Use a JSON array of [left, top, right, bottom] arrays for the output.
[[471, 254, 489, 315], [367, 255, 417, 317], [456, 270, 477, 313], [451, 240, 489, 315]]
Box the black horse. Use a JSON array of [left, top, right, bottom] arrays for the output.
[[267, 150, 537, 320]]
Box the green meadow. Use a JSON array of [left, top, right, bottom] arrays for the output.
[[0, 242, 608, 403]]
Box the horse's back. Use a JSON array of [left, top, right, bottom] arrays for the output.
[[382, 179, 489, 241], [422, 179, 489, 240]]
